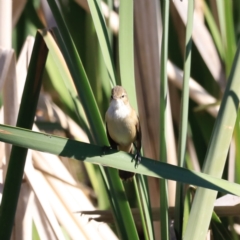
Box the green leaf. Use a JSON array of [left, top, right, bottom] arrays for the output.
[[0, 31, 48, 240], [160, 0, 170, 238], [216, 0, 236, 76], [174, 0, 194, 237], [211, 212, 232, 240], [86, 0, 116, 87], [183, 28, 240, 240], [119, 0, 137, 109], [42, 30, 91, 138], [203, 1, 224, 60], [0, 124, 240, 196], [136, 175, 154, 240]]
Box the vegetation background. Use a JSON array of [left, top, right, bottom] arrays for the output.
[[0, 0, 240, 239]]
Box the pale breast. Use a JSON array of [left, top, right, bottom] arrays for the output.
[[106, 108, 137, 146]]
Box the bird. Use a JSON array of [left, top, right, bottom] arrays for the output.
[[105, 85, 141, 180]]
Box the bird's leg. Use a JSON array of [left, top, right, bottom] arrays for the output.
[[133, 143, 141, 168], [134, 150, 141, 168]]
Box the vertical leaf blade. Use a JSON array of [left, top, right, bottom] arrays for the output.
[[119, 0, 137, 109], [160, 0, 170, 239], [174, 0, 194, 238], [0, 31, 48, 240], [184, 34, 240, 240], [86, 0, 116, 87]]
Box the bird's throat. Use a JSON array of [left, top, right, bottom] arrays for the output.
[[108, 100, 131, 119]]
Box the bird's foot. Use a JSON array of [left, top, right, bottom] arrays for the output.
[[134, 151, 141, 168]]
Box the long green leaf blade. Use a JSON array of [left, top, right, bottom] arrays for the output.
[[203, 1, 224, 60], [1, 124, 240, 196], [174, 1, 194, 238], [136, 175, 155, 240], [216, 0, 236, 76], [118, 1, 143, 238], [86, 0, 116, 87], [0, 31, 48, 240], [184, 29, 240, 240], [43, 30, 91, 139], [119, 0, 137, 109], [160, 0, 170, 239], [134, 177, 149, 240]]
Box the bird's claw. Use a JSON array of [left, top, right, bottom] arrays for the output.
[[134, 152, 141, 168]]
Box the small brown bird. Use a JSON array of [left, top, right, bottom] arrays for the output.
[[105, 86, 141, 180]]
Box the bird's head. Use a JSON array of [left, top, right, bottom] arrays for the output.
[[110, 86, 129, 109]]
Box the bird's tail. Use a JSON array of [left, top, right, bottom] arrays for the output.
[[118, 170, 135, 181]]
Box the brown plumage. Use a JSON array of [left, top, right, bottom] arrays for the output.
[[105, 86, 141, 180]]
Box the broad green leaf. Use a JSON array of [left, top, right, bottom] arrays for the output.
[[183, 29, 240, 240], [119, 0, 137, 109], [0, 124, 240, 196]]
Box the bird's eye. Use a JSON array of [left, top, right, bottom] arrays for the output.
[[110, 96, 113, 100], [121, 95, 125, 98]]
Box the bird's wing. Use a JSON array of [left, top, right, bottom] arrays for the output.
[[135, 115, 142, 151], [106, 122, 118, 149]]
